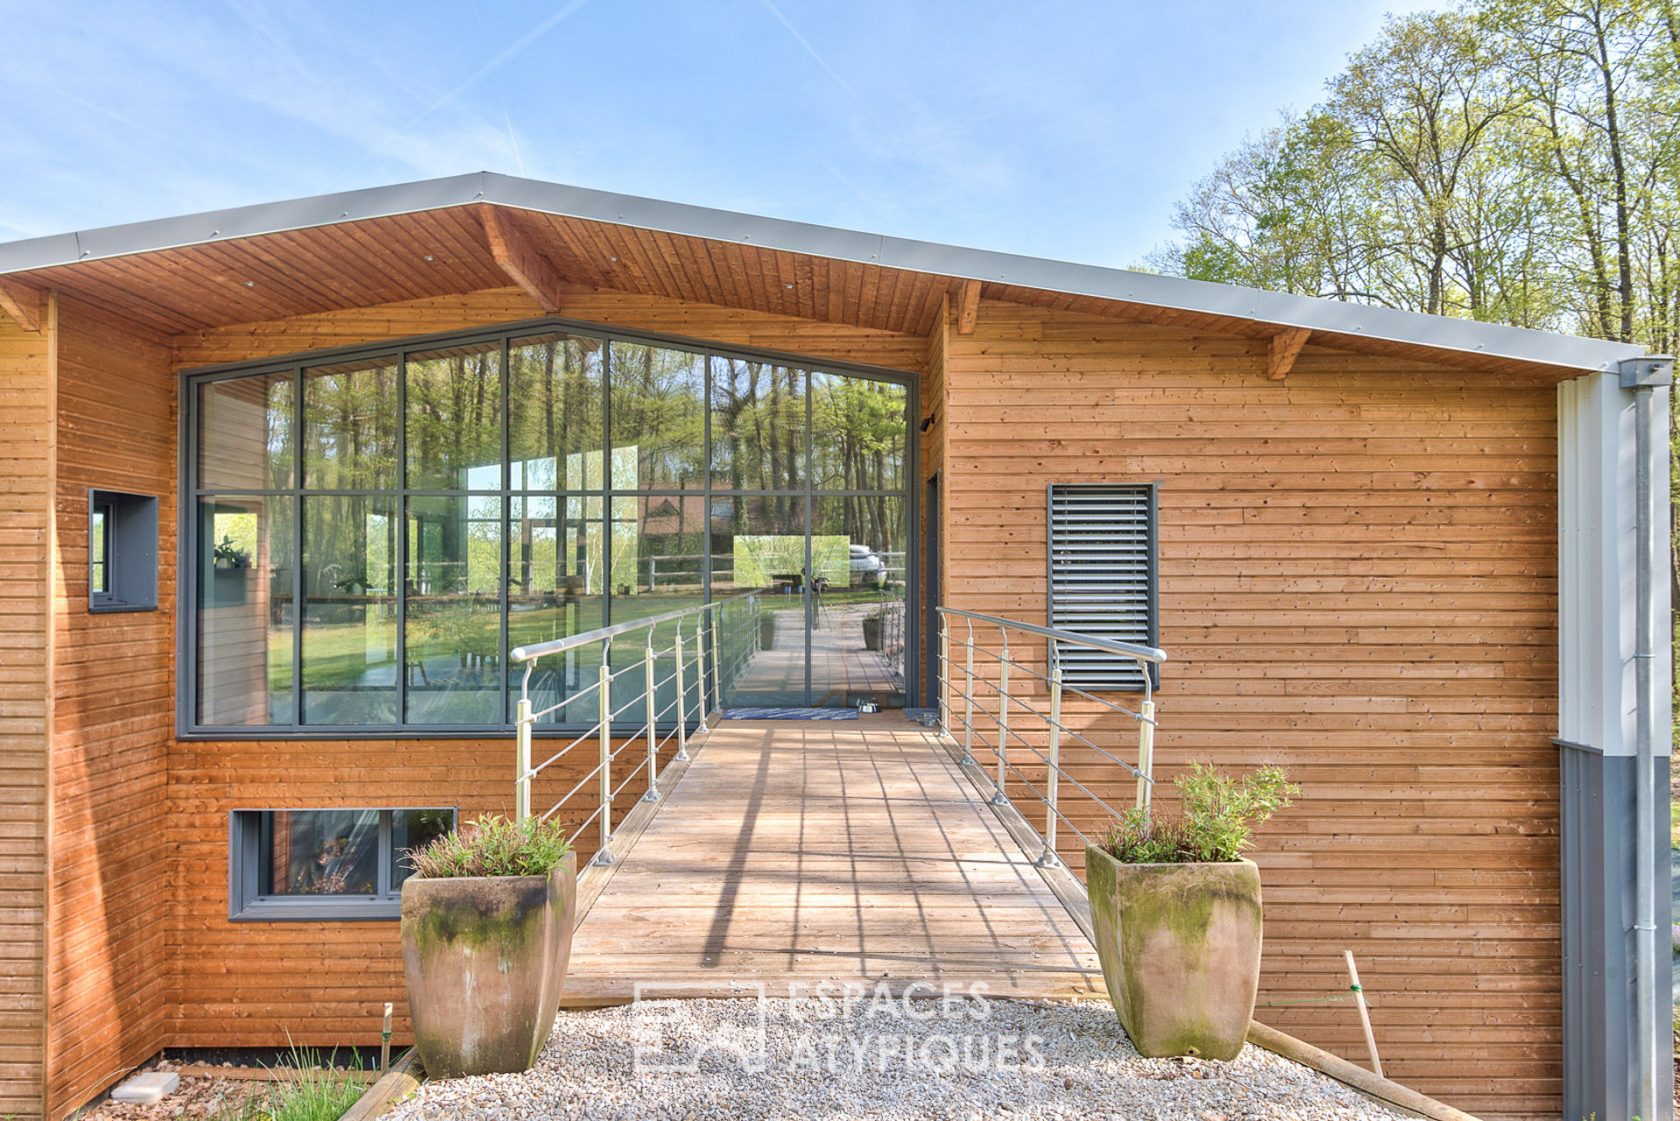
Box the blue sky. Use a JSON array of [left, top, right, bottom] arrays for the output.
[[0, 1, 1433, 268]]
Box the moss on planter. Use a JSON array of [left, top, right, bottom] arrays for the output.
[[1087, 848, 1262, 1061]]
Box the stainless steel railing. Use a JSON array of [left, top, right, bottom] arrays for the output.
[[936, 606, 1167, 868], [510, 592, 761, 865]]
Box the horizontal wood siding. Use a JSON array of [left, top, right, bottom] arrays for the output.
[[48, 298, 175, 1117], [0, 312, 52, 1121], [166, 286, 924, 1050], [942, 300, 1560, 1121]]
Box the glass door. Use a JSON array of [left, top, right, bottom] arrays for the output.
[[706, 361, 911, 710]]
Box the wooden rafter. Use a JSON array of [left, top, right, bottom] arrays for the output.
[[478, 206, 567, 314], [0, 276, 43, 332], [1267, 327, 1311, 380], [956, 279, 981, 335]]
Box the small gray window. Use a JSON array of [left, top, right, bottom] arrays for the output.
[[1047, 484, 1158, 691], [229, 808, 455, 921], [89, 489, 158, 613]]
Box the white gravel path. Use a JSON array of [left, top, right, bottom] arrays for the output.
[[387, 997, 1409, 1120]]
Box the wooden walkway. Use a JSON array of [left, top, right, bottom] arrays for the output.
[[561, 715, 1102, 1005]]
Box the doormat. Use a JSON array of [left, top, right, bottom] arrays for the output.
[[724, 707, 860, 720]]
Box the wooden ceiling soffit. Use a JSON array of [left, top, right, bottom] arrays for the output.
[[1267, 327, 1311, 380], [955, 279, 981, 335], [0, 276, 43, 332], [478, 206, 568, 314]]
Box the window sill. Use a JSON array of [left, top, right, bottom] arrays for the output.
[[230, 897, 400, 923], [90, 600, 158, 614]]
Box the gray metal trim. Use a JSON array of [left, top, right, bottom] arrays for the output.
[[1, 171, 1647, 374]]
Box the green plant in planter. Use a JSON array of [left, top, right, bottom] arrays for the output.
[[1086, 763, 1299, 1061], [400, 814, 578, 1078], [1100, 763, 1298, 864], [211, 534, 250, 569], [404, 814, 571, 878]]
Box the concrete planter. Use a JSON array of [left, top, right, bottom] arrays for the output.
[[1085, 846, 1262, 1061], [400, 852, 577, 1078]]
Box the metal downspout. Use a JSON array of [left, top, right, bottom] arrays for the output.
[[1622, 354, 1673, 1121], [1633, 381, 1657, 1121]]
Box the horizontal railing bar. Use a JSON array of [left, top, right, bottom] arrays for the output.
[[937, 606, 1166, 664], [529, 677, 603, 721], [996, 757, 1100, 849], [528, 727, 596, 777], [513, 591, 757, 663]]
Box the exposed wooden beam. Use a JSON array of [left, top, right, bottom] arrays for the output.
[[478, 206, 567, 314], [0, 277, 43, 332], [1267, 327, 1311, 380], [955, 279, 981, 335]]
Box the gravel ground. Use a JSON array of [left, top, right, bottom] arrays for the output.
[[388, 998, 1408, 1121], [70, 1058, 265, 1120]]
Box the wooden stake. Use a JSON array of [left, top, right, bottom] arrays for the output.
[[1344, 950, 1381, 1077], [381, 1002, 393, 1072]]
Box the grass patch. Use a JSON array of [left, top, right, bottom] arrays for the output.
[[222, 1047, 364, 1121]]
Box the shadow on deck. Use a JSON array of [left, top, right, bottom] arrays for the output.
[[559, 714, 1101, 1006]]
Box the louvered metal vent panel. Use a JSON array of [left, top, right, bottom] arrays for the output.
[[1047, 484, 1156, 690]]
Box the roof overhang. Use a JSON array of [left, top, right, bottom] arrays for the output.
[[0, 170, 1646, 375]]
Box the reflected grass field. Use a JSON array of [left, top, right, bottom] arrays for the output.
[[273, 587, 902, 692]]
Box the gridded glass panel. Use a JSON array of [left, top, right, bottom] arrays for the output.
[[710, 495, 807, 707], [390, 809, 454, 889], [610, 343, 706, 490], [405, 495, 504, 725], [262, 810, 381, 896], [508, 496, 604, 725], [196, 495, 296, 725], [711, 358, 805, 491], [301, 495, 398, 724], [811, 495, 906, 708], [406, 342, 504, 490], [811, 372, 906, 492], [509, 333, 604, 491], [199, 373, 295, 489], [304, 356, 398, 490], [607, 493, 707, 722]]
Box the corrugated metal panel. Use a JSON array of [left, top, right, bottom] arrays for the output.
[[1047, 484, 1156, 690]]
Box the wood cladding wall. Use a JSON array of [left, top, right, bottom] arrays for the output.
[[939, 300, 1562, 1121], [35, 278, 1567, 1121], [0, 313, 52, 1121], [47, 298, 175, 1118], [162, 286, 926, 1055]]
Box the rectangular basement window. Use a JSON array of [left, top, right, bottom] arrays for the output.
[[229, 808, 455, 921], [1046, 483, 1159, 691], [89, 489, 158, 613]]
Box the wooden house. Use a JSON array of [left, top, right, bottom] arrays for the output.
[[0, 173, 1669, 1121]]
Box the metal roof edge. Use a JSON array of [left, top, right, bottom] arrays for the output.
[[0, 170, 1647, 372]]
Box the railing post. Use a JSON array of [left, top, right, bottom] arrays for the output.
[[595, 657, 615, 866], [1041, 662, 1061, 867], [1137, 696, 1156, 817], [515, 692, 532, 824], [938, 618, 951, 738], [993, 629, 1010, 805], [710, 610, 724, 712], [961, 620, 976, 766], [693, 615, 709, 734], [642, 638, 660, 803], [673, 629, 690, 762]]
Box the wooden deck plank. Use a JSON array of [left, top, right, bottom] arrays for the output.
[[561, 716, 1102, 1006]]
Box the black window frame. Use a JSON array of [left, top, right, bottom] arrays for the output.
[[1045, 482, 1160, 692], [180, 315, 920, 738], [89, 488, 159, 614], [228, 807, 457, 922]]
